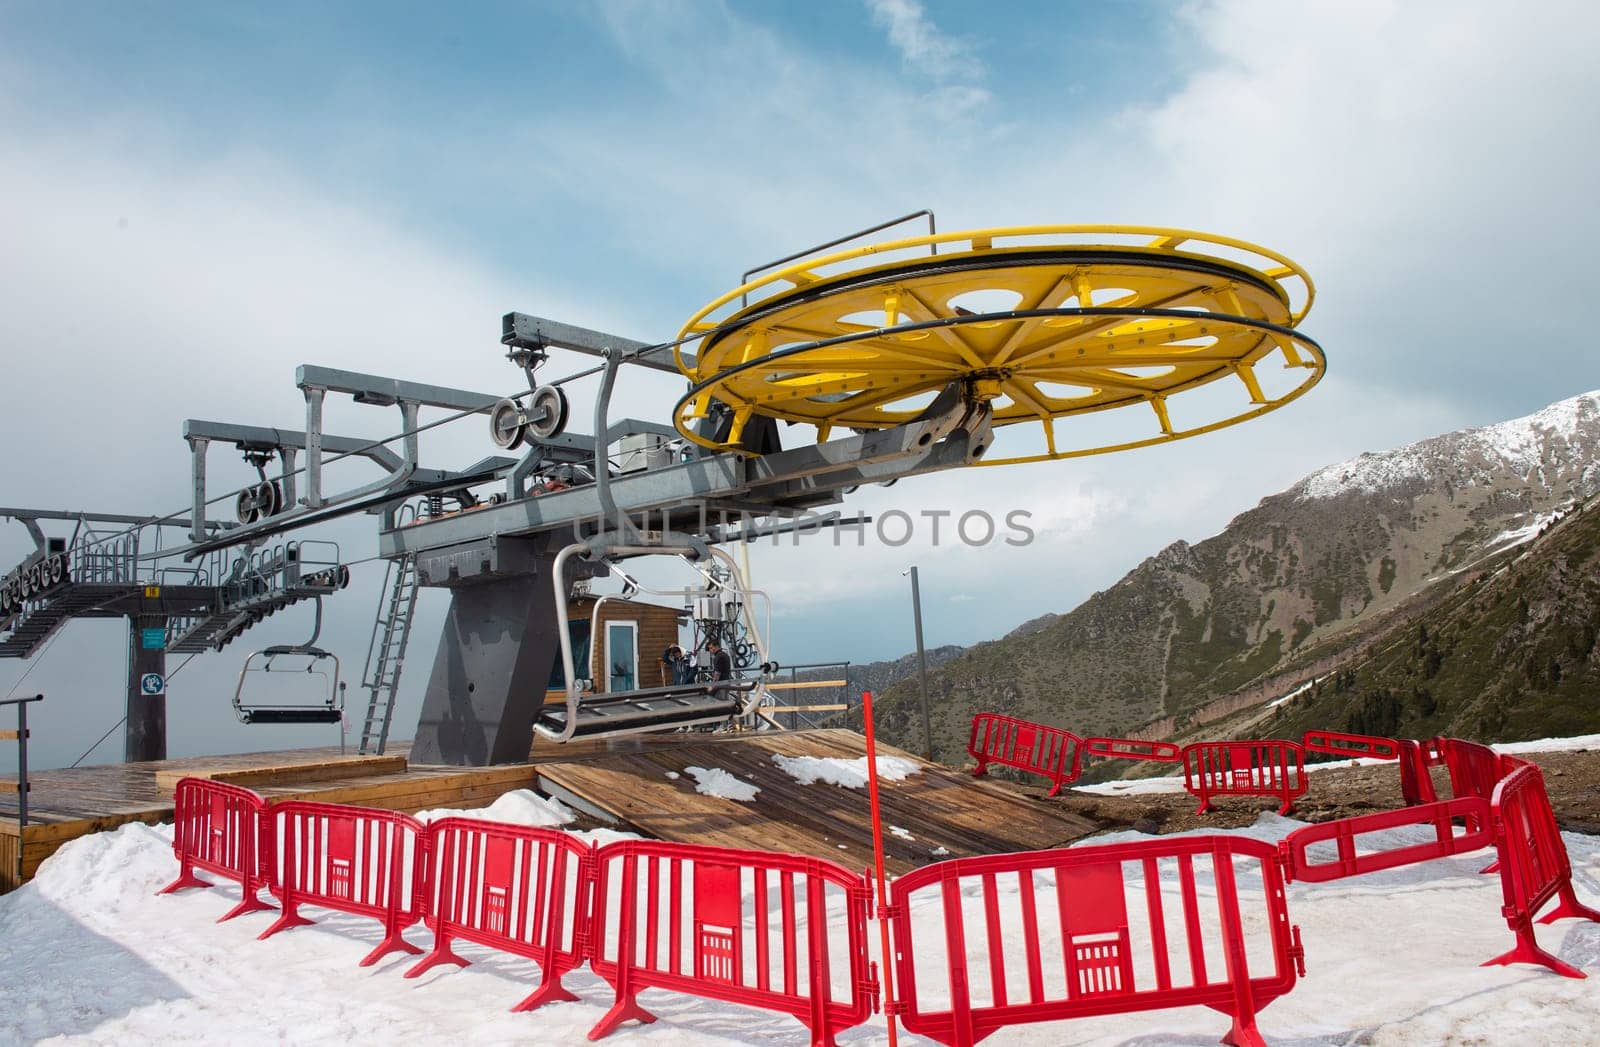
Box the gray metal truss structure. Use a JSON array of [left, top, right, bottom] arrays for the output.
[[0, 312, 994, 766]]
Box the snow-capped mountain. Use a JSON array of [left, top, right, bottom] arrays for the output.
[[863, 391, 1600, 761]]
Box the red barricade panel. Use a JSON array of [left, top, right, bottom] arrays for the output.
[[968, 713, 1084, 796], [1397, 740, 1440, 807], [887, 836, 1302, 1047], [1441, 739, 1502, 804], [260, 801, 426, 967], [1301, 730, 1400, 761], [408, 818, 592, 1011], [159, 777, 276, 923], [1084, 737, 1182, 762], [1280, 797, 1493, 883], [587, 839, 875, 1047], [1182, 741, 1307, 816], [1484, 764, 1600, 978]]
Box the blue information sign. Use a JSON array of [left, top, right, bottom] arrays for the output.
[[141, 628, 167, 650]]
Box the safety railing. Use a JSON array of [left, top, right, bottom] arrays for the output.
[[586, 839, 877, 1046], [1301, 729, 1401, 761], [1397, 738, 1446, 806], [1483, 763, 1600, 977], [886, 835, 1303, 1047], [1084, 735, 1182, 762], [157, 776, 276, 922], [260, 800, 426, 966], [1182, 740, 1307, 816], [408, 818, 591, 1011], [967, 712, 1083, 796], [1279, 797, 1493, 883]]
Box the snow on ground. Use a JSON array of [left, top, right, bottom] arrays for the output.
[[6, 807, 1600, 1044], [771, 755, 920, 789], [685, 765, 760, 802], [415, 789, 576, 827]]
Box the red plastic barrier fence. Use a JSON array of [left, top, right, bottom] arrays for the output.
[[408, 818, 592, 1011], [1441, 739, 1503, 805], [1279, 797, 1493, 883], [1397, 739, 1444, 806], [1483, 764, 1600, 978], [1084, 736, 1182, 762], [886, 836, 1304, 1047], [261, 800, 426, 966], [1301, 730, 1400, 761], [587, 839, 877, 1047], [1182, 741, 1307, 816], [967, 713, 1084, 796], [158, 777, 276, 922]]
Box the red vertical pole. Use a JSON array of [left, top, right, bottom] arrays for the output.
[[862, 690, 900, 1046]]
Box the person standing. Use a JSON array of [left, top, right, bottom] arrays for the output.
[[707, 638, 733, 682]]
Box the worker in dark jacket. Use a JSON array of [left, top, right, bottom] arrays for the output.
[[707, 638, 733, 681]]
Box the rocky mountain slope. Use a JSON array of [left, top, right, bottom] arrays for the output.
[[864, 391, 1600, 762], [1266, 493, 1600, 744]]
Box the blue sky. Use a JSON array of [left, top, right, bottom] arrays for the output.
[[3, 1, 1599, 766]]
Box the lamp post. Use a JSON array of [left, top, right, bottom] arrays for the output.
[[904, 565, 933, 760]]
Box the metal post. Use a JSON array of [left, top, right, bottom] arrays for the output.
[[125, 615, 167, 762], [17, 698, 30, 829], [906, 565, 933, 760]]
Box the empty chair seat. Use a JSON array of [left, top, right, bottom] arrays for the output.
[[536, 680, 756, 741]]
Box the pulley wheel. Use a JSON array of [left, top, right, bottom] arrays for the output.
[[488, 397, 526, 450], [236, 488, 259, 525], [259, 480, 282, 518], [524, 385, 569, 441], [49, 554, 65, 584]]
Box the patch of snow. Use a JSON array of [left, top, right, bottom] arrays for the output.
[[771, 754, 921, 789], [665, 771, 680, 780], [930, 846, 950, 856], [685, 765, 761, 802], [1073, 775, 1188, 796], [1485, 507, 1565, 551], [1267, 678, 1315, 708], [415, 789, 575, 827], [889, 826, 915, 842], [1496, 733, 1600, 756]]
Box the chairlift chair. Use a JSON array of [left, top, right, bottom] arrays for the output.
[[535, 542, 774, 742], [232, 597, 345, 725]]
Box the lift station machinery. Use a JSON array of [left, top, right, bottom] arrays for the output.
[[0, 216, 1325, 765]]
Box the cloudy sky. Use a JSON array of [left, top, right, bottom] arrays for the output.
[[3, 1, 1598, 767]]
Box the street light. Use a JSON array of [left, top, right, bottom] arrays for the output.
[[903, 565, 933, 760]]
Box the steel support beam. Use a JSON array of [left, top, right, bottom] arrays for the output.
[[502, 312, 692, 375]]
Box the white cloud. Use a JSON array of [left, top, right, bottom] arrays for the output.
[[866, 0, 981, 81]]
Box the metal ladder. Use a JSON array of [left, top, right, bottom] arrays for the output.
[[357, 555, 419, 755]]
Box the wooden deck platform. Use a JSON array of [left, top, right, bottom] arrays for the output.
[[2, 729, 1098, 891], [532, 729, 1099, 874]]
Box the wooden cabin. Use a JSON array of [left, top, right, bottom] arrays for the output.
[[544, 595, 686, 702]]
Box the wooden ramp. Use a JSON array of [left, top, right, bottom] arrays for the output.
[[534, 728, 1099, 874], [3, 728, 1102, 892]]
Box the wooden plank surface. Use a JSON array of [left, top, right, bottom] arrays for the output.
[[535, 729, 1098, 874], [152, 754, 408, 793]]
